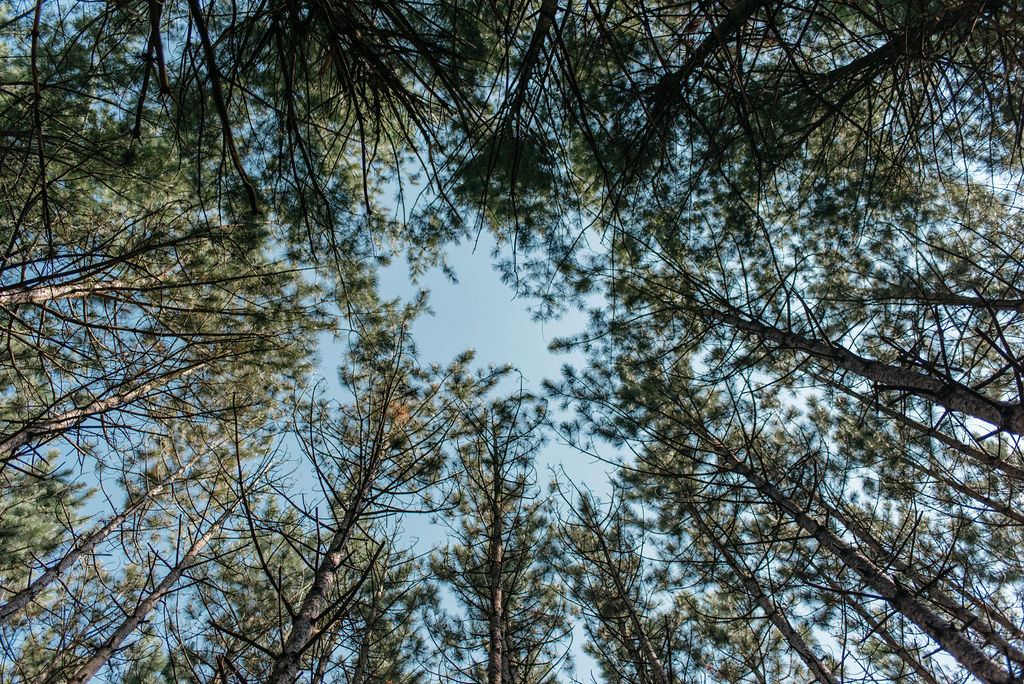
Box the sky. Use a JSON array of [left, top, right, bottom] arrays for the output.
[[314, 229, 615, 489], [313, 231, 612, 679], [379, 236, 578, 390]]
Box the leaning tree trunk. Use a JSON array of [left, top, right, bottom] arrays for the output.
[[715, 444, 1019, 684], [0, 361, 211, 467], [687, 504, 838, 684], [266, 440, 385, 684], [0, 453, 199, 623], [65, 507, 231, 684], [698, 305, 1024, 435], [0, 271, 172, 308]]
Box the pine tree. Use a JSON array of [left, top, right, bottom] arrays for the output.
[[555, 484, 684, 684], [430, 390, 571, 684], [0, 460, 91, 614]]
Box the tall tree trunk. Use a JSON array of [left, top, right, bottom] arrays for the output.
[[687, 505, 839, 684], [716, 445, 1018, 684], [65, 507, 231, 684], [0, 454, 199, 623], [700, 306, 1024, 435], [645, 0, 765, 130], [487, 445, 506, 684], [266, 440, 385, 684], [0, 361, 210, 466]]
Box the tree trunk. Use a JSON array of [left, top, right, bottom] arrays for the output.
[[717, 447, 1018, 684], [688, 505, 838, 684], [351, 557, 389, 684], [702, 306, 1024, 435], [647, 0, 765, 126], [66, 508, 230, 684], [266, 443, 384, 684], [487, 433, 506, 684], [0, 273, 169, 308], [0, 454, 199, 623], [0, 362, 209, 467]]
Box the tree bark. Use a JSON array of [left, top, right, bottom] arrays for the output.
[[487, 442, 506, 684], [0, 454, 198, 623], [0, 362, 209, 467], [647, 0, 766, 127], [0, 274, 168, 308], [702, 306, 1024, 435], [717, 447, 1019, 684], [266, 438, 385, 684], [350, 562, 388, 684], [65, 508, 231, 684], [688, 505, 838, 684]]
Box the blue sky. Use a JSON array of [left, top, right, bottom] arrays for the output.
[[383, 236, 580, 383], [309, 226, 613, 488], [375, 233, 612, 485]]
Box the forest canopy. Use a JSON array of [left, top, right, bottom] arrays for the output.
[[2, 0, 1023, 682]]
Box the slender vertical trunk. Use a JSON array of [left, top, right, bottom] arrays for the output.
[[718, 448, 1018, 684], [487, 538, 505, 684], [351, 636, 371, 684], [504, 0, 556, 123], [487, 436, 506, 684], [501, 627, 517, 684], [0, 455, 198, 623], [65, 508, 231, 684], [588, 512, 670, 684], [645, 0, 765, 131], [687, 506, 838, 684]]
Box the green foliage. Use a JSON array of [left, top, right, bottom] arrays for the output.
[[3, 0, 1024, 682], [430, 391, 572, 683], [0, 461, 91, 595]]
